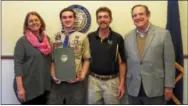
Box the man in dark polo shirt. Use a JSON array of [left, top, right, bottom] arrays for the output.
[[87, 7, 126, 104]]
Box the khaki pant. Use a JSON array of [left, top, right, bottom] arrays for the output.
[[87, 75, 120, 104]]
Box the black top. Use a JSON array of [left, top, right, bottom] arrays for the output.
[[14, 36, 52, 102], [88, 28, 126, 75]]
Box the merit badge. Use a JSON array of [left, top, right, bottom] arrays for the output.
[[54, 42, 63, 48], [55, 34, 61, 40], [68, 5, 91, 33], [74, 46, 80, 53], [74, 40, 79, 45], [74, 35, 80, 45], [75, 35, 80, 39]]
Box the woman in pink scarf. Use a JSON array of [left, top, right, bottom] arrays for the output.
[[13, 11, 52, 104]]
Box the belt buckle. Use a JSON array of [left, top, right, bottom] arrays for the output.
[[99, 75, 103, 80], [98, 74, 105, 80], [94, 73, 101, 79], [92, 73, 114, 80], [102, 75, 111, 80]]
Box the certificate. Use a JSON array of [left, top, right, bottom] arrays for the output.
[[53, 48, 76, 81]]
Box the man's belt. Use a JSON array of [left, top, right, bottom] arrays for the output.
[[90, 72, 118, 80]]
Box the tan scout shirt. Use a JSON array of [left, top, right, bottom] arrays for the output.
[[51, 31, 91, 73]]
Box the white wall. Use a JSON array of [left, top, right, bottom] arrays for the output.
[[184, 60, 188, 104], [1, 60, 20, 104], [2, 1, 187, 55], [0, 1, 2, 105], [179, 1, 188, 55]]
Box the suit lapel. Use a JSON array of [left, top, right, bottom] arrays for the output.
[[132, 30, 140, 60], [142, 24, 156, 58]]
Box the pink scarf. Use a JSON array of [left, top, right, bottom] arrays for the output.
[[24, 30, 52, 55]]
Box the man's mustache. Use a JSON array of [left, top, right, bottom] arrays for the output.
[[99, 22, 107, 25]]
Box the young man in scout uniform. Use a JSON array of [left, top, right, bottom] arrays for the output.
[[48, 8, 90, 104]]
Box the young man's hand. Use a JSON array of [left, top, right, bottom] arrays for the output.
[[67, 72, 86, 83]]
